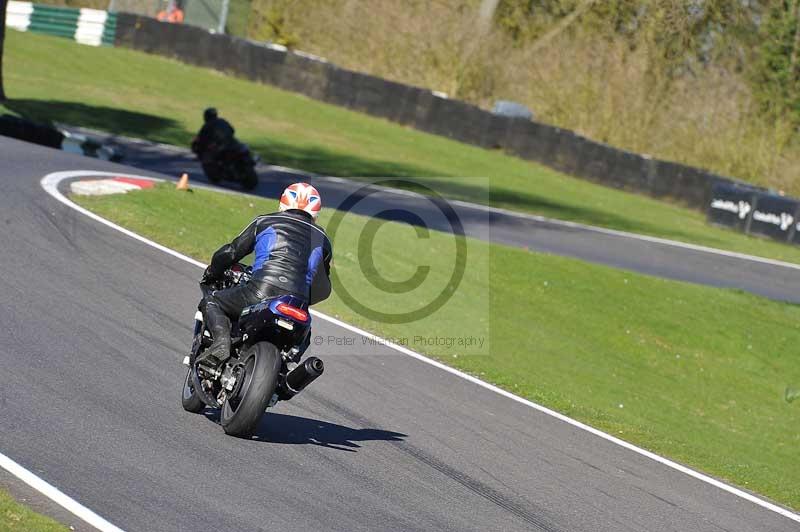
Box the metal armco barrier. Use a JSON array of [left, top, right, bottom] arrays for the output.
[[6, 2, 117, 46]]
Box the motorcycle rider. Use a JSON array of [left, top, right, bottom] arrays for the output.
[[198, 183, 332, 364], [193, 107, 236, 163]]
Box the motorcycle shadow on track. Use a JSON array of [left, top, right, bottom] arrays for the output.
[[202, 410, 407, 452]]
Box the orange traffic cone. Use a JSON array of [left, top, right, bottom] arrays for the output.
[[176, 173, 190, 191]]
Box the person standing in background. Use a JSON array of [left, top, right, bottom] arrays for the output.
[[157, 0, 184, 23]]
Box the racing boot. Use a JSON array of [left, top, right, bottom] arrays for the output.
[[198, 298, 232, 365], [199, 329, 231, 366]]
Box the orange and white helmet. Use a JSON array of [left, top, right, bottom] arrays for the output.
[[279, 182, 322, 219]]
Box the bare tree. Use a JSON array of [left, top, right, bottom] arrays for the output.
[[0, 0, 7, 102]]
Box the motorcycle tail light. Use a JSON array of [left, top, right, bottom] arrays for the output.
[[276, 303, 308, 322]]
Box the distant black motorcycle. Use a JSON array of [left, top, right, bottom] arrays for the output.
[[181, 263, 324, 437], [191, 137, 260, 190]]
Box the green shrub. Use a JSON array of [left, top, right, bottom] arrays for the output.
[[754, 1, 800, 124]]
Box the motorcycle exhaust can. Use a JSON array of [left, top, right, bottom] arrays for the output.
[[285, 357, 324, 395]]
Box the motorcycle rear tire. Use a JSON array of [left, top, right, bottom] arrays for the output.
[[181, 368, 206, 413], [220, 342, 280, 437], [202, 161, 223, 184], [241, 165, 258, 190]]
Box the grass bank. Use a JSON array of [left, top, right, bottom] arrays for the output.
[[244, 1, 800, 197], [0, 488, 68, 531], [73, 183, 800, 510], [7, 30, 800, 265]]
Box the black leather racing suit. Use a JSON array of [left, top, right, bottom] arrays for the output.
[[199, 209, 333, 360], [195, 117, 236, 160]]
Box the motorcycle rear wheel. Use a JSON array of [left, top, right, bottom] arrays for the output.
[[220, 342, 280, 437], [241, 165, 258, 190], [181, 368, 206, 413], [201, 161, 223, 184]]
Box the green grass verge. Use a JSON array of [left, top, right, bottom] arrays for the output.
[[7, 30, 800, 264], [0, 489, 68, 531], [72, 184, 800, 510]]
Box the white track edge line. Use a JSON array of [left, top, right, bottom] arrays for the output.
[[0, 453, 125, 532], [40, 170, 800, 524]]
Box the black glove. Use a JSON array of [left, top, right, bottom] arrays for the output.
[[200, 267, 217, 286]]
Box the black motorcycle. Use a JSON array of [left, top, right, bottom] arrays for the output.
[[191, 138, 260, 190], [181, 264, 324, 437]]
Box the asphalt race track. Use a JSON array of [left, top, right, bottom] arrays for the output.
[[1, 136, 799, 531], [70, 127, 800, 303]]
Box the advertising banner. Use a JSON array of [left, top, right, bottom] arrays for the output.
[[748, 194, 799, 242], [707, 182, 756, 232]]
